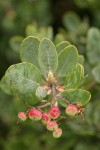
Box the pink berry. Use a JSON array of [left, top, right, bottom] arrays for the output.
[[49, 106, 60, 119], [18, 112, 27, 121], [47, 121, 58, 131], [66, 104, 78, 116], [42, 112, 51, 124], [53, 128, 62, 138], [28, 109, 42, 121]]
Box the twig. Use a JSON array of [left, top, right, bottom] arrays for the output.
[[56, 95, 70, 104], [51, 85, 57, 106], [36, 102, 51, 109]]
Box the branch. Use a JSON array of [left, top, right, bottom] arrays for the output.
[[51, 85, 57, 106], [36, 102, 51, 109], [56, 95, 70, 104]]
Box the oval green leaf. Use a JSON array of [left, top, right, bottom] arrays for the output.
[[5, 62, 42, 94], [19, 93, 40, 105], [63, 11, 80, 34], [61, 89, 91, 105], [38, 38, 58, 75], [56, 41, 70, 54], [20, 36, 40, 68], [57, 45, 78, 77], [0, 76, 16, 95], [65, 64, 84, 89]]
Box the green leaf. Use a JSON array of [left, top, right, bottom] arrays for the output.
[[5, 62, 42, 94], [92, 65, 100, 83], [36, 86, 47, 99], [63, 12, 80, 34], [61, 89, 91, 105], [78, 55, 85, 65], [54, 33, 66, 45], [10, 36, 24, 53], [86, 28, 100, 65], [38, 38, 58, 75], [19, 93, 40, 105], [65, 64, 84, 89], [0, 76, 16, 95], [57, 45, 78, 76], [56, 41, 70, 54], [26, 23, 37, 37], [20, 36, 40, 68], [58, 99, 67, 108], [26, 24, 53, 40], [78, 19, 89, 35]]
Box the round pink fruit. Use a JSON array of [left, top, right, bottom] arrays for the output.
[[47, 121, 58, 131], [49, 106, 60, 119], [53, 128, 62, 138], [66, 104, 78, 116], [18, 112, 27, 121], [42, 112, 51, 124], [28, 109, 42, 121]]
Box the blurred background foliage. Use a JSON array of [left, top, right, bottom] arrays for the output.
[[0, 0, 100, 150]]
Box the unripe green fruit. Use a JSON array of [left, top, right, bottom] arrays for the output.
[[47, 121, 58, 131], [53, 128, 62, 138], [66, 104, 78, 116], [28, 109, 42, 121], [42, 112, 51, 124], [18, 112, 27, 121]]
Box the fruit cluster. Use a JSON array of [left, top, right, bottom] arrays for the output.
[[18, 104, 85, 138]]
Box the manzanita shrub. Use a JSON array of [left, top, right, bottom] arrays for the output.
[[1, 36, 91, 138]]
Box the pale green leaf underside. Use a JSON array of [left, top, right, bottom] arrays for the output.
[[57, 45, 78, 76], [5, 62, 42, 94], [92, 65, 100, 83], [36, 86, 47, 99], [56, 41, 70, 54], [20, 36, 40, 68], [61, 89, 91, 105], [38, 38, 58, 75], [65, 64, 84, 89]]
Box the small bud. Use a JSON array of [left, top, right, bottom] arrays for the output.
[[47, 121, 58, 131], [18, 112, 27, 121], [49, 106, 60, 119], [53, 128, 62, 138], [42, 112, 51, 124], [28, 109, 42, 121], [66, 104, 78, 116], [47, 71, 56, 84]]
